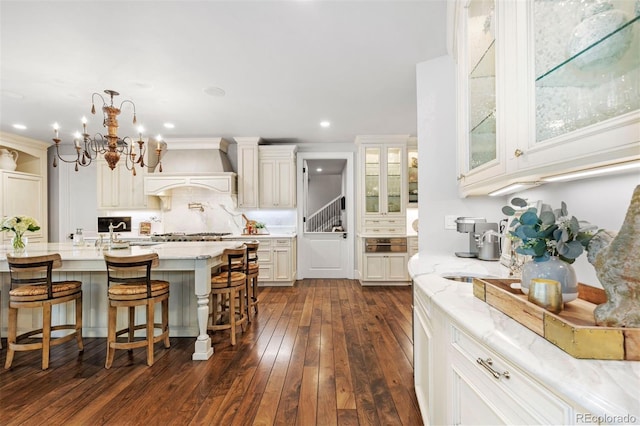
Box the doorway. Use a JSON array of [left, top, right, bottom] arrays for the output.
[[296, 152, 354, 279]]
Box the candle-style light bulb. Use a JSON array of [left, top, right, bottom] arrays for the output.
[[137, 126, 144, 141], [81, 116, 87, 133], [53, 122, 59, 138], [156, 135, 162, 150], [74, 132, 81, 148]]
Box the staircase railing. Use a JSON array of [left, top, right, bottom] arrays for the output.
[[306, 196, 342, 232]]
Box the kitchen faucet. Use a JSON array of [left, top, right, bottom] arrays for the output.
[[108, 221, 127, 247]]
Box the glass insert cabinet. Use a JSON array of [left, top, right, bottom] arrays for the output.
[[455, 0, 639, 196], [534, 0, 639, 142], [364, 145, 404, 215]]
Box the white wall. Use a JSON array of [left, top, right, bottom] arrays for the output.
[[511, 172, 639, 288], [308, 174, 342, 213]]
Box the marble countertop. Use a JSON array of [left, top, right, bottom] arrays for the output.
[[222, 233, 296, 239], [409, 251, 640, 419], [0, 241, 243, 262]]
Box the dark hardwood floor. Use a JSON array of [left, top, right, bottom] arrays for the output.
[[0, 279, 422, 426]]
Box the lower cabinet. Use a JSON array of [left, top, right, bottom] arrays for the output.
[[413, 287, 581, 425], [363, 253, 408, 282], [226, 236, 297, 285]]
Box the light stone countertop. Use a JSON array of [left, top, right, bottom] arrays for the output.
[[409, 251, 640, 420], [222, 233, 297, 239]]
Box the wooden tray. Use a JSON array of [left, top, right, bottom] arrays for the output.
[[472, 278, 640, 361]]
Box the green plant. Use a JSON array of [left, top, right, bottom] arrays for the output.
[[502, 198, 596, 264]]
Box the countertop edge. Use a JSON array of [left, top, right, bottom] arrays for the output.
[[409, 252, 640, 419]]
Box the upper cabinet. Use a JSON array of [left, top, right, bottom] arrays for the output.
[[0, 132, 49, 244], [258, 145, 297, 208], [455, 0, 640, 196], [356, 135, 408, 221], [408, 138, 418, 207], [97, 158, 159, 210], [235, 137, 260, 208]]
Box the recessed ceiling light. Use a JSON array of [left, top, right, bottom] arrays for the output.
[[163, 122, 175, 129], [320, 121, 331, 128], [203, 86, 226, 97], [12, 124, 27, 130], [316, 168, 323, 172]]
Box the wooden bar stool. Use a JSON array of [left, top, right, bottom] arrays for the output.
[[104, 253, 170, 369], [244, 241, 260, 320], [4, 253, 83, 370], [209, 247, 248, 346]]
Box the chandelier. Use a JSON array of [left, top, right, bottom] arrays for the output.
[[51, 89, 163, 175]]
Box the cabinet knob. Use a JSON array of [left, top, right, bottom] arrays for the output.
[[514, 149, 524, 158], [457, 174, 465, 181]]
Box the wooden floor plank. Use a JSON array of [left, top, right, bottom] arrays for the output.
[[0, 280, 422, 426]]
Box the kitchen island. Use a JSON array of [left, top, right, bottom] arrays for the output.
[[0, 241, 243, 361]]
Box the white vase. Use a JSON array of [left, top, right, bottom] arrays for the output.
[[521, 256, 578, 303]]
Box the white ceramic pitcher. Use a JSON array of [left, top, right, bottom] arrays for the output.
[[0, 148, 19, 171]]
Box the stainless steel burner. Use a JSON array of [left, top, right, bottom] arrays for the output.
[[150, 232, 232, 242]]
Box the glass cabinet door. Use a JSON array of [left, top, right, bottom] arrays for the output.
[[534, 0, 639, 142], [364, 147, 381, 213], [467, 0, 497, 170], [408, 148, 418, 205], [386, 147, 402, 213]]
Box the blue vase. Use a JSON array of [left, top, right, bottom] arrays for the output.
[[521, 256, 578, 303]]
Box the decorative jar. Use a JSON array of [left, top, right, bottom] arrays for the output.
[[521, 256, 578, 303]]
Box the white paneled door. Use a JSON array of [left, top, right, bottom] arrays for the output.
[[297, 153, 354, 279]]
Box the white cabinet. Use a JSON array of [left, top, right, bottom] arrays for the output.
[[258, 146, 297, 208], [356, 135, 408, 235], [97, 159, 158, 209], [454, 0, 640, 196], [447, 325, 574, 425], [1, 171, 46, 244], [0, 132, 49, 244], [225, 236, 297, 285], [235, 137, 260, 208], [362, 253, 408, 282], [413, 283, 581, 425]]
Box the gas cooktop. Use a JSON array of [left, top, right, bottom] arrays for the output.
[[150, 232, 232, 242]]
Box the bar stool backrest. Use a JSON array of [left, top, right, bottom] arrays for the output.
[[6, 254, 63, 299], [104, 253, 160, 299], [245, 241, 259, 273], [221, 247, 247, 285]]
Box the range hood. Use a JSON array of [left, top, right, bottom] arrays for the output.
[[144, 137, 237, 210], [151, 137, 234, 174]]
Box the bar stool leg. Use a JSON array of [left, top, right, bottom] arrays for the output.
[[5, 306, 17, 369], [147, 301, 155, 366], [162, 298, 170, 348], [128, 306, 136, 347], [230, 289, 237, 346], [106, 303, 117, 369], [42, 302, 52, 370], [76, 295, 84, 351]]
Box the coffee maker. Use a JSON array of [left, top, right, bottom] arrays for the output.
[[454, 217, 501, 261]]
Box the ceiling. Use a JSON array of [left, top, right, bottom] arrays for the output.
[[0, 1, 448, 149]]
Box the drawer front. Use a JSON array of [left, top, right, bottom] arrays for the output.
[[449, 325, 571, 425], [363, 218, 406, 234], [258, 248, 272, 263], [274, 238, 291, 247]]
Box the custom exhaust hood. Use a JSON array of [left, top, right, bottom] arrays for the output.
[[144, 138, 237, 209]]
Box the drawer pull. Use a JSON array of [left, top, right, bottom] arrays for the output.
[[476, 358, 510, 380]]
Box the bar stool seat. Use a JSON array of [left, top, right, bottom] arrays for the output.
[[104, 253, 170, 369], [209, 247, 248, 346], [4, 253, 83, 370]]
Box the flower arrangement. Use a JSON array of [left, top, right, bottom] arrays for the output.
[[502, 198, 596, 264], [1, 215, 40, 251]]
